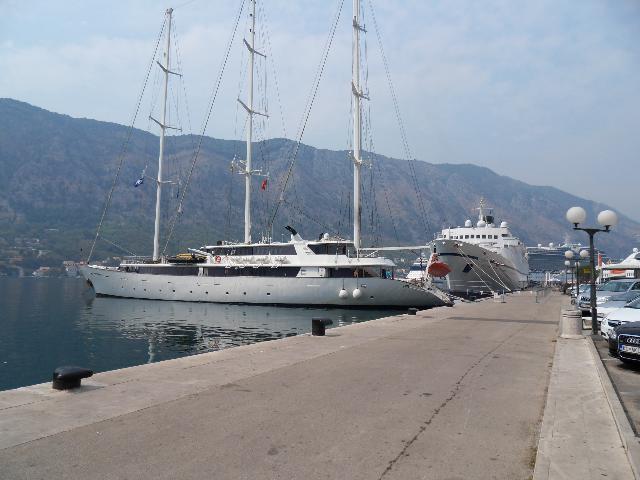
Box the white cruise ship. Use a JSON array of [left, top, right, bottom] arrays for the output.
[[430, 200, 529, 296], [82, 4, 451, 310]]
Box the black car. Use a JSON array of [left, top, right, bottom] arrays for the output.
[[608, 321, 640, 363]]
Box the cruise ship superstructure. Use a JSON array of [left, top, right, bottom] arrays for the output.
[[430, 201, 529, 295]]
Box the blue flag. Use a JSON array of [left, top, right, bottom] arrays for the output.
[[134, 177, 144, 187]]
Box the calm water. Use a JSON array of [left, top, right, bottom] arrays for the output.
[[0, 277, 400, 391]]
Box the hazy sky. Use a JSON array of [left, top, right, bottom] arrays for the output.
[[1, 0, 639, 222]]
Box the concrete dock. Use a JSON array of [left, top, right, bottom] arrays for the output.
[[0, 292, 637, 479]]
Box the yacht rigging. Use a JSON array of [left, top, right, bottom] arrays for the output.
[[82, 2, 451, 309]]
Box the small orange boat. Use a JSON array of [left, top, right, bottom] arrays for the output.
[[427, 253, 451, 278]]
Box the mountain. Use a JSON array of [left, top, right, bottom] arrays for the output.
[[0, 98, 638, 270]]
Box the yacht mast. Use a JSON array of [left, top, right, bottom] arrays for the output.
[[244, 0, 257, 244], [352, 0, 364, 250], [237, 0, 268, 244], [152, 8, 173, 261]]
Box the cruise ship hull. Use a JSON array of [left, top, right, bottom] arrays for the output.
[[432, 240, 528, 295], [81, 266, 450, 309]]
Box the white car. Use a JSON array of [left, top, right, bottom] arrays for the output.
[[602, 297, 640, 339]]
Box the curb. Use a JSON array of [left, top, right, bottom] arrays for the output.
[[587, 336, 640, 479], [531, 333, 561, 480]]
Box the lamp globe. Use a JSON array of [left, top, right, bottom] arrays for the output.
[[566, 206, 587, 225], [597, 210, 618, 228]]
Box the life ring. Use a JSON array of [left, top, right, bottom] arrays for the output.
[[214, 256, 221, 264]]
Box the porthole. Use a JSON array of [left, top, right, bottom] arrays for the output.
[[172, 289, 176, 293], [266, 292, 271, 296]]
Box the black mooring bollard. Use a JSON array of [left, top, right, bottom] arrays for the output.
[[407, 308, 418, 315], [52, 366, 93, 390], [312, 318, 333, 336]]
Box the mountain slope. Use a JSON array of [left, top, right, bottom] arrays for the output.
[[0, 98, 638, 266]]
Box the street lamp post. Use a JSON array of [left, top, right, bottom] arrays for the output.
[[564, 259, 572, 293], [565, 207, 618, 335], [564, 249, 588, 303], [576, 249, 589, 303]]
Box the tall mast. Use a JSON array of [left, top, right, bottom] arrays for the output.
[[152, 8, 173, 261], [352, 0, 364, 250], [244, 0, 256, 244], [238, 0, 266, 244]]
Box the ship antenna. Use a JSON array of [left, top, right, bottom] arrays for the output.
[[477, 197, 485, 221]]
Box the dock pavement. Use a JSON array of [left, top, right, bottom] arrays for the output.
[[0, 291, 637, 479]]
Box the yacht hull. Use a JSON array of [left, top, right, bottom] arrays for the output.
[[81, 266, 449, 309], [432, 239, 528, 295]]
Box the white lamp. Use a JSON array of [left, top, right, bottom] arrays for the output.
[[566, 207, 587, 226], [564, 260, 570, 267], [564, 250, 574, 260], [580, 249, 589, 259], [597, 210, 618, 229]]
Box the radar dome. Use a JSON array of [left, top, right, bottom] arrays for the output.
[[464, 220, 472, 227], [549, 243, 555, 248], [634, 248, 639, 253], [500, 221, 508, 228], [477, 220, 486, 228]]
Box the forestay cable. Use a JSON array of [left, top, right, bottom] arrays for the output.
[[267, 0, 345, 234], [162, 0, 246, 255], [87, 16, 167, 263], [367, 0, 430, 238]]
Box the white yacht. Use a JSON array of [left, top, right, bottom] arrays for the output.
[[601, 247, 640, 280], [430, 200, 529, 296], [84, 228, 449, 308], [82, 4, 450, 310]]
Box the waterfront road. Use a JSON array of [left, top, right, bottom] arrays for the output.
[[0, 292, 561, 479]]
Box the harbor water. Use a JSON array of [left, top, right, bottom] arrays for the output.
[[0, 277, 401, 391]]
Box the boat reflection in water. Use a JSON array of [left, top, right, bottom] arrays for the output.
[[85, 296, 402, 364]]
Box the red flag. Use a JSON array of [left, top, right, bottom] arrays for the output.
[[260, 179, 268, 190]]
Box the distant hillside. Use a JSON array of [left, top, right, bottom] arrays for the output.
[[0, 98, 638, 267]]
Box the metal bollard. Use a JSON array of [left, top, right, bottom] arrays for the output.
[[560, 309, 583, 339], [407, 308, 418, 315], [311, 318, 333, 336], [52, 366, 93, 390]]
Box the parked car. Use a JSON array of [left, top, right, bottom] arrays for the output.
[[579, 279, 640, 315], [606, 298, 640, 350], [570, 284, 589, 297], [608, 320, 640, 363], [599, 291, 640, 339]]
